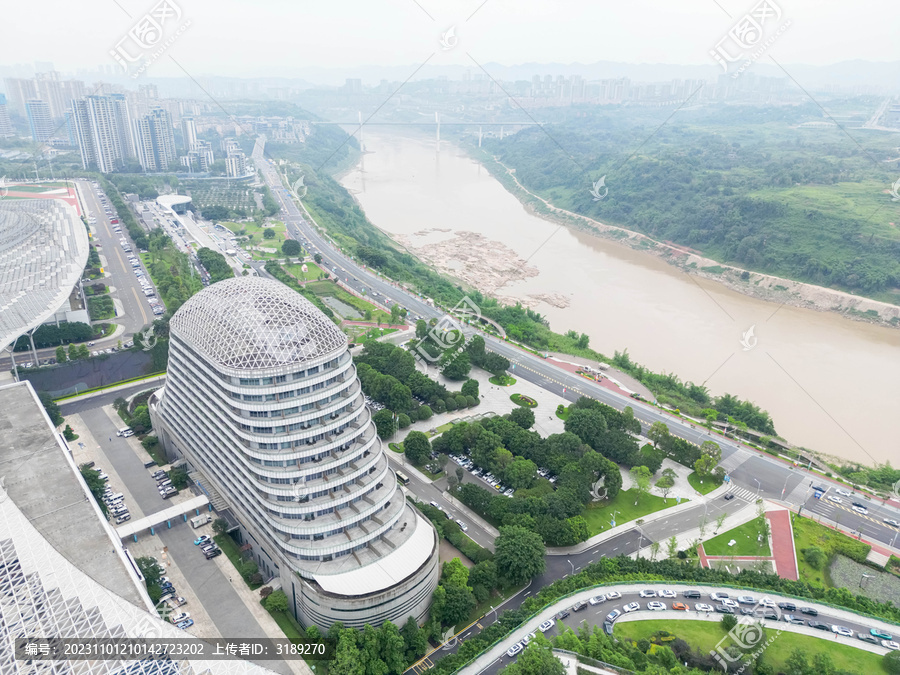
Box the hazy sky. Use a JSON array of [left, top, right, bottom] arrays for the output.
[[2, 0, 898, 79]]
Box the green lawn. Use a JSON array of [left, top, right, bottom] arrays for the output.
[[582, 489, 687, 536], [688, 471, 722, 495], [703, 518, 770, 557], [792, 515, 870, 588], [222, 220, 289, 260], [615, 619, 889, 675], [213, 534, 261, 590], [388, 442, 404, 453], [435, 422, 454, 434], [489, 375, 516, 386], [284, 261, 324, 281], [304, 280, 393, 323]]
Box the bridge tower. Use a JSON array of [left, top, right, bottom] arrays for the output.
[[357, 111, 364, 152], [478, 126, 483, 147]]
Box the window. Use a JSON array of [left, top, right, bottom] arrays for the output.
[[308, 366, 319, 375], [250, 411, 269, 418], [275, 375, 287, 383], [262, 377, 273, 385], [240, 378, 260, 386]]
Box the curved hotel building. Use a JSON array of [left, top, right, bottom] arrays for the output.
[[150, 277, 438, 630]]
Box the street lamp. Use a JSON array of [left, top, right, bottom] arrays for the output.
[[781, 473, 792, 500], [860, 573, 871, 588], [753, 478, 761, 497]]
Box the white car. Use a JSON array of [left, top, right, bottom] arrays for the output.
[[520, 632, 536, 646], [537, 619, 555, 633], [696, 603, 714, 612], [429, 501, 442, 511], [852, 505, 868, 515], [170, 612, 190, 624], [722, 598, 739, 608], [639, 589, 657, 598], [737, 595, 756, 604], [884, 518, 900, 528], [606, 609, 621, 621], [647, 601, 666, 611], [883, 641, 900, 651], [506, 643, 523, 658], [831, 625, 853, 637], [455, 519, 468, 532], [623, 602, 640, 613], [709, 592, 729, 602], [605, 591, 622, 600], [659, 589, 676, 598], [835, 488, 852, 497], [588, 595, 606, 606], [826, 495, 842, 504]]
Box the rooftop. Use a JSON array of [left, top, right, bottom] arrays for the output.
[[170, 276, 347, 371], [0, 199, 89, 351], [0, 381, 144, 607]]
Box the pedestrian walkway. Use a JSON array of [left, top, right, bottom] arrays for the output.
[[726, 484, 759, 502], [766, 507, 799, 581]]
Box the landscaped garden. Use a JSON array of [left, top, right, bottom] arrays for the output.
[[614, 619, 890, 675], [703, 518, 770, 557], [792, 514, 871, 588], [688, 470, 722, 495], [284, 261, 324, 281], [489, 374, 516, 386], [582, 488, 687, 537], [510, 393, 537, 408]]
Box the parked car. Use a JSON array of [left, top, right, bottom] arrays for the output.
[[556, 609, 570, 620], [800, 607, 818, 616], [808, 621, 829, 630], [882, 641, 900, 651], [639, 589, 657, 598], [715, 605, 734, 614], [737, 595, 756, 604], [709, 592, 729, 602], [177, 619, 194, 630], [870, 629, 893, 640], [606, 609, 621, 622], [682, 590, 701, 599], [672, 602, 688, 611], [695, 603, 714, 612], [605, 591, 622, 600], [194, 535, 211, 546], [571, 601, 586, 612], [506, 643, 523, 658], [588, 595, 606, 606], [658, 589, 676, 598], [777, 602, 796, 611], [783, 615, 804, 625], [537, 619, 555, 633], [857, 633, 879, 644], [831, 625, 854, 637], [623, 602, 640, 613], [647, 601, 666, 611]]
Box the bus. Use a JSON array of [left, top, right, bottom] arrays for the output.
[[396, 471, 410, 486]]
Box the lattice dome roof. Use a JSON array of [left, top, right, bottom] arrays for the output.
[[170, 276, 347, 370]]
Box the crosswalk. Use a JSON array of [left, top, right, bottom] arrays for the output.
[[726, 485, 759, 502], [719, 452, 750, 474]]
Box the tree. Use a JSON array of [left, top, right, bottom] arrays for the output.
[[502, 640, 566, 675], [694, 453, 717, 478], [212, 518, 229, 535], [629, 465, 651, 504], [78, 344, 89, 359], [332, 629, 364, 675], [415, 319, 428, 339], [655, 467, 676, 500], [378, 621, 406, 674], [281, 239, 301, 256], [404, 431, 431, 465], [37, 391, 63, 427], [715, 511, 728, 534], [884, 650, 900, 675], [135, 556, 162, 586], [67, 343, 77, 361], [372, 409, 397, 440], [468, 560, 497, 592], [801, 546, 827, 570], [505, 457, 537, 490], [564, 408, 607, 450], [55, 345, 67, 363], [649, 541, 660, 561], [461, 379, 479, 399], [494, 525, 545, 585], [314, 252, 322, 264], [262, 227, 276, 239], [648, 421, 670, 449], [401, 616, 427, 664], [721, 613, 738, 631], [265, 590, 289, 612], [441, 558, 470, 589], [666, 535, 678, 559], [441, 351, 471, 380], [433, 584, 476, 626], [390, 304, 402, 324], [359, 624, 388, 675], [508, 407, 535, 430], [697, 440, 722, 477]]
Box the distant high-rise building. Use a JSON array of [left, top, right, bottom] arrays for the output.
[[3, 77, 38, 116], [25, 99, 53, 142], [72, 95, 135, 173], [344, 78, 362, 94], [34, 72, 86, 120], [0, 94, 13, 138], [181, 116, 197, 151], [133, 107, 176, 172], [139, 83, 158, 99], [225, 150, 247, 177]]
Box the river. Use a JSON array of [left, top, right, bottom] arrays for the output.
[[339, 130, 900, 466]]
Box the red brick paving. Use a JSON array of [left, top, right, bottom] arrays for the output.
[[766, 509, 799, 581]]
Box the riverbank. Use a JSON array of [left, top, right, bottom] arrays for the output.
[[477, 150, 900, 330]]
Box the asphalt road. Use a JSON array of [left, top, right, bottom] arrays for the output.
[[475, 583, 897, 675]]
